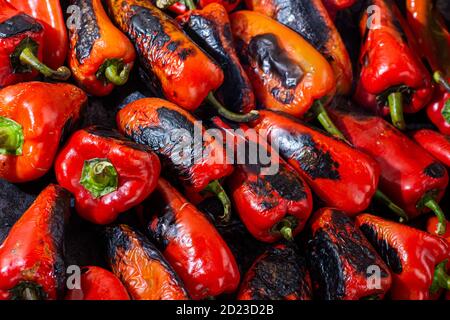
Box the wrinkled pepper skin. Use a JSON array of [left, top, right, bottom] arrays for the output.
[[0, 82, 87, 183], [107, 0, 223, 111], [0, 184, 70, 300], [199, 0, 241, 12], [117, 98, 233, 193], [238, 244, 312, 300], [427, 89, 450, 135], [65, 266, 130, 300], [250, 110, 380, 215], [7, 0, 68, 69], [307, 208, 392, 300], [55, 127, 161, 225], [105, 224, 189, 300], [178, 3, 255, 114], [230, 11, 336, 118], [68, 0, 136, 96], [356, 214, 450, 300], [140, 178, 240, 300], [327, 100, 449, 218], [245, 0, 352, 95], [410, 129, 450, 167], [211, 116, 313, 242], [356, 0, 432, 114]]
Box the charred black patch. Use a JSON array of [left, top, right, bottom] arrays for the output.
[[178, 47, 194, 61], [424, 162, 446, 179], [130, 6, 170, 49], [248, 245, 312, 300], [74, 0, 100, 64], [85, 126, 151, 153], [265, 166, 306, 201], [0, 14, 42, 38], [359, 223, 403, 274]]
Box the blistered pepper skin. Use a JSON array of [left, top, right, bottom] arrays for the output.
[[356, 214, 450, 300], [105, 224, 189, 300], [307, 209, 392, 300], [117, 98, 233, 193], [327, 101, 449, 218], [410, 129, 450, 167], [249, 110, 380, 215], [238, 244, 312, 300], [230, 11, 336, 118], [107, 0, 224, 111], [0, 184, 70, 300], [245, 0, 352, 95], [141, 179, 240, 300]]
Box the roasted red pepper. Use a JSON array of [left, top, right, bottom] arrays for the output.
[[238, 243, 312, 300], [68, 0, 136, 96], [323, 0, 357, 19], [211, 116, 313, 242], [55, 126, 161, 225], [307, 208, 392, 300], [7, 0, 68, 69], [245, 0, 353, 95], [428, 217, 450, 239], [249, 110, 379, 215], [410, 129, 450, 167], [427, 74, 450, 135], [0, 82, 87, 182], [0, 0, 70, 87], [177, 3, 255, 114], [105, 224, 189, 300], [140, 178, 240, 300], [65, 266, 130, 300], [356, 213, 450, 300], [0, 184, 70, 300], [355, 0, 433, 130], [327, 99, 449, 232], [199, 0, 241, 12], [117, 97, 234, 221], [107, 0, 257, 122]]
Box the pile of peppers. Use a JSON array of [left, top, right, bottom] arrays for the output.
[[0, 0, 449, 301]]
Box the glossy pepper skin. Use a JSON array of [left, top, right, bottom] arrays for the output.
[[327, 100, 449, 221], [249, 110, 380, 215], [0, 184, 70, 300], [211, 116, 313, 242], [410, 129, 450, 167], [65, 266, 130, 300], [7, 0, 68, 69], [140, 178, 240, 300], [355, 0, 432, 123], [307, 208, 392, 300], [356, 214, 450, 300], [427, 87, 450, 135], [238, 244, 312, 300], [107, 0, 223, 111], [199, 0, 241, 12], [245, 0, 352, 95], [0, 82, 87, 183], [55, 126, 161, 225], [105, 224, 189, 300], [68, 0, 135, 96], [230, 10, 335, 118], [428, 217, 450, 240], [177, 3, 255, 114]]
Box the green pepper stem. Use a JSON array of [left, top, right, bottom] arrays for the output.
[[204, 180, 231, 223], [80, 158, 119, 198], [433, 71, 450, 94], [0, 117, 24, 156], [430, 260, 450, 294], [206, 92, 259, 123], [104, 61, 131, 86], [388, 92, 406, 130], [311, 100, 346, 140], [423, 195, 446, 235], [19, 47, 71, 81], [184, 0, 197, 10], [280, 225, 293, 241], [275, 216, 297, 241], [9, 282, 44, 300], [373, 190, 408, 223]]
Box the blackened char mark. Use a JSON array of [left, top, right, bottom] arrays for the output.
[[85, 126, 152, 153], [249, 245, 312, 300], [424, 162, 446, 179], [359, 223, 403, 274], [0, 14, 42, 38], [273, 130, 340, 180], [130, 6, 170, 50], [74, 0, 100, 64]]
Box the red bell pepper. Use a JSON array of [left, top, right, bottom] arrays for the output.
[[0, 184, 70, 300], [356, 213, 450, 300], [0, 82, 87, 182], [428, 217, 450, 239], [323, 0, 357, 19], [410, 129, 450, 167], [427, 73, 450, 135], [55, 126, 161, 225], [65, 266, 130, 300], [140, 178, 240, 300]]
